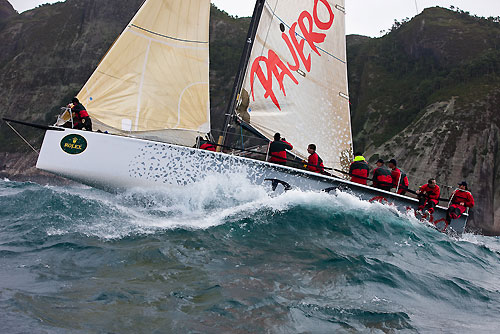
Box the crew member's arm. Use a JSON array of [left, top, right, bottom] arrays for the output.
[[371, 168, 378, 184], [282, 139, 293, 150], [466, 192, 475, 208]]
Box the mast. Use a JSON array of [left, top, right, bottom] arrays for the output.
[[220, 0, 266, 147]]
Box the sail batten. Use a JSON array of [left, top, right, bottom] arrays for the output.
[[127, 27, 209, 49], [130, 24, 208, 44], [76, 0, 211, 146]]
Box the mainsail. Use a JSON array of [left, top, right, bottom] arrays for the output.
[[235, 0, 352, 171], [76, 0, 210, 146]]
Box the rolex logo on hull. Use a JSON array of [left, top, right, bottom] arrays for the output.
[[60, 134, 87, 155]]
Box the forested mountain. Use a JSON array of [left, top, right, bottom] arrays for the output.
[[0, 1, 499, 234]]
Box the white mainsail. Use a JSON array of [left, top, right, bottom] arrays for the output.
[[76, 0, 211, 146], [237, 0, 352, 171]]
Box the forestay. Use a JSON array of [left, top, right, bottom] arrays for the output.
[[237, 0, 352, 171], [76, 0, 210, 146]]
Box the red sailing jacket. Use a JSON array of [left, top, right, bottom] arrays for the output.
[[268, 140, 293, 163], [419, 183, 441, 205], [200, 142, 216, 151], [391, 168, 409, 188], [372, 166, 392, 188], [307, 152, 324, 173], [450, 189, 474, 208], [349, 160, 370, 185], [72, 103, 89, 119]]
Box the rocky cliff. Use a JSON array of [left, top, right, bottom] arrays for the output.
[[347, 7, 500, 234], [0, 2, 499, 234], [0, 0, 15, 21]]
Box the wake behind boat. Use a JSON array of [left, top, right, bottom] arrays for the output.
[[4, 0, 468, 234]]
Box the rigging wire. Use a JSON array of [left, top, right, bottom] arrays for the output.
[[5, 121, 40, 155]]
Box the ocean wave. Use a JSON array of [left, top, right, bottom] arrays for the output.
[[2, 179, 500, 333]]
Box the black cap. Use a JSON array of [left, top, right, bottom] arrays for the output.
[[388, 159, 397, 166], [72, 97, 79, 104], [458, 181, 468, 187], [376, 159, 384, 163]]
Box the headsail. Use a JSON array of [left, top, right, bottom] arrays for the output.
[[235, 0, 352, 171], [76, 0, 210, 146]]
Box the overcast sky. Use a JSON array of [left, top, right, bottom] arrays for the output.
[[9, 0, 500, 37]]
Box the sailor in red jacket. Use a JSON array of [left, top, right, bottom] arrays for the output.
[[372, 159, 392, 191], [200, 141, 216, 151], [268, 133, 293, 165], [446, 181, 474, 223], [416, 178, 440, 214], [349, 152, 370, 185], [69, 97, 92, 131], [306, 144, 324, 173], [388, 159, 409, 195], [195, 136, 217, 151]]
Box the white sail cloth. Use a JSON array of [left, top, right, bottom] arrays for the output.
[[76, 0, 210, 146], [239, 0, 352, 170]]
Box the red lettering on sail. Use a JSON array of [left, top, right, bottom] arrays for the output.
[[298, 10, 325, 58], [290, 22, 311, 72], [250, 0, 336, 110], [250, 50, 298, 110], [313, 0, 334, 30], [281, 33, 300, 71]]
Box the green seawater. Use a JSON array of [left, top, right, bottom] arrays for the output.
[[1, 178, 499, 333]]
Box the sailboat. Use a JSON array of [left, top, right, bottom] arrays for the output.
[[4, 0, 468, 234]]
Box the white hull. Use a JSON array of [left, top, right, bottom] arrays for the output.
[[37, 129, 468, 234]]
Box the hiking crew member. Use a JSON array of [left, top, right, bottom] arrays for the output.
[[306, 144, 324, 173], [372, 159, 392, 191], [70, 98, 92, 131], [416, 178, 441, 214], [268, 133, 293, 165], [200, 141, 216, 151], [349, 152, 370, 185], [195, 136, 217, 152], [387, 159, 409, 195], [446, 181, 474, 224]]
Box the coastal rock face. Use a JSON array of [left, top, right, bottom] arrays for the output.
[[0, 0, 16, 21], [0, 3, 499, 234], [347, 7, 500, 234]]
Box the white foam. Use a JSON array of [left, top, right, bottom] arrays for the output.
[[38, 175, 424, 239], [459, 233, 500, 253]]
